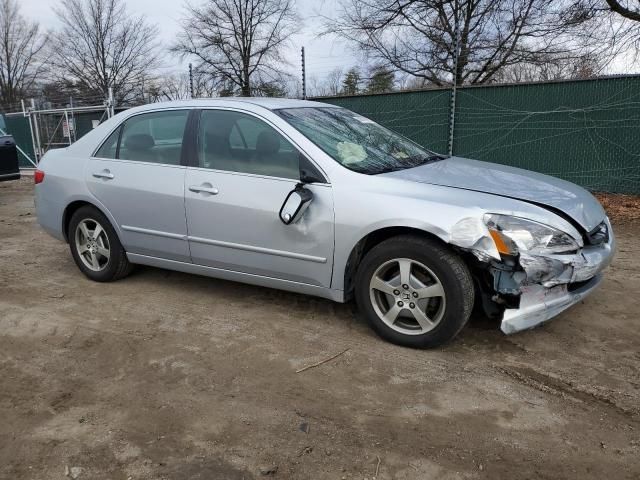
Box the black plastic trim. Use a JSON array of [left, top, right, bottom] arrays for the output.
[[114, 125, 123, 159], [182, 109, 201, 167]]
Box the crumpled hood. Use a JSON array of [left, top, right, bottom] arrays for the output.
[[382, 156, 606, 232]]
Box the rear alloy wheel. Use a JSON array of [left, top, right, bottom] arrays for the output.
[[75, 218, 111, 272], [355, 235, 474, 348], [68, 206, 132, 282]]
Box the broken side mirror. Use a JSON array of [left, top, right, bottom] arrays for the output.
[[279, 184, 314, 225]]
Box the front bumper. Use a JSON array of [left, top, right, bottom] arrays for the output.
[[501, 274, 602, 334], [500, 220, 615, 334]]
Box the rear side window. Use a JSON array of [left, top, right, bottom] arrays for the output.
[[117, 110, 189, 165], [95, 127, 120, 159]]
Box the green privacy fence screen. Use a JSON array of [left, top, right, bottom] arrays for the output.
[[317, 75, 640, 194], [3, 115, 35, 167], [2, 110, 111, 168]]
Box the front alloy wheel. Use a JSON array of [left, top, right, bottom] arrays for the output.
[[369, 258, 446, 335], [355, 235, 474, 348]]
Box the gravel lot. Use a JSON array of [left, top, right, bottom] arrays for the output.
[[1, 177, 639, 479]]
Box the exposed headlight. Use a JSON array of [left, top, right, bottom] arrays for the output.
[[484, 214, 579, 256]]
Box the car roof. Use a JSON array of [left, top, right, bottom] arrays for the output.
[[126, 97, 340, 114]]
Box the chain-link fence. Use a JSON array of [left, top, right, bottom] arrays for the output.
[[2, 108, 114, 168], [318, 75, 640, 194]]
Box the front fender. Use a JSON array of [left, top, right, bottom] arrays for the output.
[[328, 174, 584, 293], [331, 218, 451, 292]]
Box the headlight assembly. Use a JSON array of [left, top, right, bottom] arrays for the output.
[[484, 214, 579, 256]]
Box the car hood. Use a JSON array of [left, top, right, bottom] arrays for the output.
[[381, 156, 606, 232]]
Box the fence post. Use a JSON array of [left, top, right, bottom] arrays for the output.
[[447, 15, 461, 157], [107, 88, 114, 118], [301, 46, 306, 100], [189, 63, 194, 99], [64, 109, 71, 146], [30, 99, 42, 161], [70, 96, 77, 142], [23, 99, 38, 165]]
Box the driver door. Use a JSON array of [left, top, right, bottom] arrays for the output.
[[184, 109, 335, 288]]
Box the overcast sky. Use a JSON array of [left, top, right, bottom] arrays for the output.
[[19, 0, 358, 83], [17, 0, 636, 86]]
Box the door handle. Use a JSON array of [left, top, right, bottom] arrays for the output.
[[189, 185, 219, 195], [92, 170, 114, 180]]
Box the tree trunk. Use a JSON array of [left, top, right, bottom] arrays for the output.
[[240, 60, 251, 96]]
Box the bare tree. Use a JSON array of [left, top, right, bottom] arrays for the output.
[[325, 68, 344, 96], [306, 75, 327, 97], [603, 0, 640, 21], [324, 0, 601, 86], [146, 69, 220, 102], [50, 0, 159, 102], [561, 1, 640, 56], [146, 76, 189, 102], [173, 0, 298, 96], [0, 0, 47, 110], [494, 52, 606, 83]]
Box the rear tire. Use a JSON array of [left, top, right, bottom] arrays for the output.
[[68, 206, 132, 282], [354, 235, 474, 348]]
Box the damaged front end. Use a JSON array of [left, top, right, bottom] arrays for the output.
[[450, 215, 615, 334]]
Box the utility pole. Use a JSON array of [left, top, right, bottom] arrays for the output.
[[447, 14, 461, 157], [189, 63, 194, 99], [108, 87, 114, 118], [301, 47, 306, 100]]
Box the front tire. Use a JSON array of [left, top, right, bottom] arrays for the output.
[[68, 206, 132, 282], [354, 235, 474, 348]]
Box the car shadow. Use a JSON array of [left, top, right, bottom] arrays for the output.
[[128, 264, 509, 351]]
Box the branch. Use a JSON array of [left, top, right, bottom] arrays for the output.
[[604, 0, 640, 22]]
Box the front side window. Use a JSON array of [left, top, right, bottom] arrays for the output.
[[276, 107, 443, 175], [198, 110, 299, 179], [117, 110, 189, 165]]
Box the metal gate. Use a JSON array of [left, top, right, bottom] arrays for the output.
[[20, 89, 115, 165]]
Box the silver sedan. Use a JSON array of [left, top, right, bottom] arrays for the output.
[[35, 98, 615, 348]]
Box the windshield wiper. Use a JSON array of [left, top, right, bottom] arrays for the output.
[[374, 165, 406, 174], [371, 154, 447, 175], [416, 154, 446, 165]]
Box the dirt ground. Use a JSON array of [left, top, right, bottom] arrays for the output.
[[1, 177, 639, 480]]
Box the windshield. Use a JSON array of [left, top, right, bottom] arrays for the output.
[[276, 107, 443, 175]]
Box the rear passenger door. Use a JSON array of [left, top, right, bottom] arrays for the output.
[[87, 109, 192, 262]]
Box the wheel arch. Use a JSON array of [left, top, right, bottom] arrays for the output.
[[62, 200, 121, 244], [341, 225, 452, 300]]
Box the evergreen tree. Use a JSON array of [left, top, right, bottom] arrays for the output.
[[341, 68, 361, 95], [366, 66, 394, 93]]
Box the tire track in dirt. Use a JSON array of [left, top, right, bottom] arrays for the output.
[[495, 364, 640, 421]]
